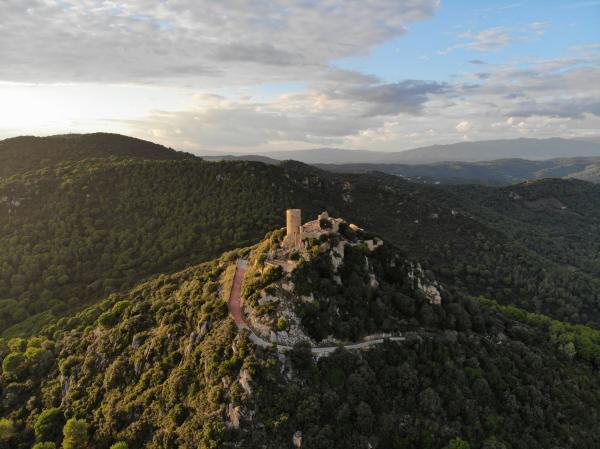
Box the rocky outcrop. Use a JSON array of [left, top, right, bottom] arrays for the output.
[[293, 430, 303, 448], [227, 403, 241, 429], [239, 369, 252, 395]]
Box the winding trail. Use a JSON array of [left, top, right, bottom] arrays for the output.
[[227, 259, 405, 355]]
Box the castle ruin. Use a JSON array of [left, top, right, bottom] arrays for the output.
[[285, 209, 302, 249], [282, 208, 382, 252]]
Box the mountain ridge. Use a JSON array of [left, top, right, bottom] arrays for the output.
[[0, 132, 196, 178], [248, 137, 600, 164], [315, 156, 600, 184]]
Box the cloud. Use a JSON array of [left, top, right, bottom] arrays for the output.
[[442, 22, 549, 55], [330, 80, 448, 116], [570, 42, 600, 51], [511, 98, 600, 118], [455, 121, 472, 133], [459, 27, 513, 51], [211, 43, 304, 66], [1, 1, 599, 152], [101, 52, 600, 153], [126, 80, 449, 149], [0, 0, 439, 85]]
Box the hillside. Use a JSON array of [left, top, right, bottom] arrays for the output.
[[253, 138, 600, 164], [201, 154, 280, 165], [316, 157, 600, 185], [2, 154, 600, 337], [0, 133, 195, 178], [2, 225, 600, 448]]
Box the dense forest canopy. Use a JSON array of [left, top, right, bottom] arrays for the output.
[[1, 243, 599, 449], [1, 134, 600, 448], [0, 133, 194, 179], [1, 135, 600, 336]]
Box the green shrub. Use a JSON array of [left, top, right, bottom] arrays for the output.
[[2, 352, 25, 375], [276, 318, 287, 331], [62, 418, 88, 449], [34, 408, 65, 443], [32, 442, 56, 449], [110, 442, 129, 449]]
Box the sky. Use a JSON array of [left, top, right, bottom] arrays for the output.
[[0, 0, 599, 154]]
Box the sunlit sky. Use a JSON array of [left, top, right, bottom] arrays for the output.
[[0, 0, 599, 154]]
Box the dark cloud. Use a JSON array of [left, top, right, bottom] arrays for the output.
[[331, 80, 448, 116], [469, 59, 487, 65]]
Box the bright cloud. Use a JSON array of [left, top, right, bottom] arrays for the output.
[[455, 121, 472, 133]]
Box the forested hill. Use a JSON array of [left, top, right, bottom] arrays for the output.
[[1, 148, 600, 337], [1, 232, 600, 449], [0, 133, 195, 178]]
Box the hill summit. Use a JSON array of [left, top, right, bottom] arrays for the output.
[[0, 133, 194, 178], [235, 209, 444, 348]]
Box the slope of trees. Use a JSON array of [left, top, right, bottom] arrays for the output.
[[0, 159, 319, 334], [1, 246, 599, 449], [2, 146, 600, 336], [0, 133, 194, 178]]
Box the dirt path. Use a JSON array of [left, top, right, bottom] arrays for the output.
[[228, 259, 247, 329], [227, 259, 405, 355]]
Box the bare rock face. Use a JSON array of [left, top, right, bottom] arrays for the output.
[[239, 369, 252, 395], [421, 284, 442, 305], [227, 403, 241, 429], [293, 430, 303, 448], [408, 262, 443, 305], [198, 320, 210, 338]]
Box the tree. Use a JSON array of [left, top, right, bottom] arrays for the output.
[[32, 443, 56, 449], [2, 352, 25, 376], [62, 418, 88, 449], [482, 437, 508, 449], [0, 418, 14, 447], [444, 437, 471, 449], [110, 442, 129, 449], [34, 408, 65, 443]]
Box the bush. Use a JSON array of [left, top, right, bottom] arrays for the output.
[[0, 418, 15, 443], [34, 408, 65, 443], [62, 418, 88, 449], [2, 352, 25, 376], [32, 443, 56, 449], [98, 310, 118, 328], [110, 442, 129, 449], [444, 437, 471, 449], [276, 318, 287, 331]]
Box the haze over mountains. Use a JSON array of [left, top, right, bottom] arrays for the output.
[[250, 138, 600, 165], [202, 137, 600, 184]]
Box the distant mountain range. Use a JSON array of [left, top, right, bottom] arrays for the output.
[[202, 137, 600, 165], [201, 138, 600, 184], [316, 157, 600, 185]]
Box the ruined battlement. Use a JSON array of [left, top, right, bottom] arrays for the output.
[[282, 209, 382, 253]]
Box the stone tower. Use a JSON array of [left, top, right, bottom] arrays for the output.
[[286, 209, 302, 248]]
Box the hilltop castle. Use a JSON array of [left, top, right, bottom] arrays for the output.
[[283, 209, 341, 249], [282, 209, 382, 252]]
